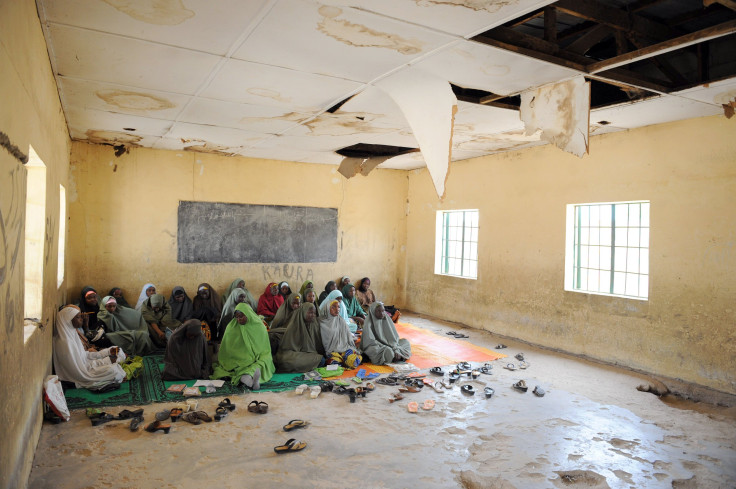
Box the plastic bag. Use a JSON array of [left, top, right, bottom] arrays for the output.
[[43, 375, 70, 421]]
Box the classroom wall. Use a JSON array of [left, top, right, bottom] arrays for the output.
[[404, 115, 736, 395], [67, 143, 408, 309], [0, 1, 72, 487]]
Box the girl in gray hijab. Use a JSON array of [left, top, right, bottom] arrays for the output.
[[360, 302, 411, 365], [162, 319, 210, 380]]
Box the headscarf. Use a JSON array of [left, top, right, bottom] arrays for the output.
[[303, 287, 320, 317], [192, 282, 223, 315], [319, 301, 357, 353], [355, 277, 376, 309], [211, 303, 275, 385], [341, 284, 365, 318], [361, 302, 411, 365], [270, 293, 302, 331], [338, 276, 351, 288], [319, 289, 349, 321], [77, 286, 101, 327], [218, 287, 248, 337], [298, 280, 314, 297], [273, 303, 325, 373], [140, 293, 180, 330], [278, 281, 291, 300], [318, 281, 337, 305], [108, 287, 131, 308], [257, 282, 284, 317], [168, 286, 194, 322], [97, 296, 155, 356], [135, 283, 156, 310], [53, 305, 126, 388], [222, 278, 258, 311], [162, 319, 209, 380]]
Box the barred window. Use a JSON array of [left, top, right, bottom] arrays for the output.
[[435, 210, 478, 279]]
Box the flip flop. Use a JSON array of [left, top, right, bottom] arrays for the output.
[[484, 387, 495, 399], [445, 331, 457, 335], [309, 386, 321, 399], [355, 368, 367, 379], [364, 373, 380, 380], [519, 361, 530, 369], [422, 399, 435, 410], [129, 415, 144, 431], [448, 372, 460, 383], [515, 353, 525, 361], [389, 392, 404, 403], [295, 384, 309, 395], [513, 380, 528, 393], [453, 333, 469, 338], [504, 363, 518, 371], [274, 438, 307, 454], [214, 406, 229, 421], [364, 383, 375, 392], [479, 366, 492, 375], [182, 412, 202, 425], [91, 413, 116, 426], [429, 367, 444, 376], [441, 379, 453, 389], [218, 398, 236, 411], [376, 378, 398, 386], [457, 362, 472, 371], [283, 419, 309, 431], [145, 420, 171, 433], [193, 411, 212, 422], [496, 344, 507, 349], [407, 401, 419, 413], [461, 385, 475, 396], [256, 401, 268, 414], [247, 400, 261, 413], [533, 386, 545, 397], [430, 382, 444, 393]]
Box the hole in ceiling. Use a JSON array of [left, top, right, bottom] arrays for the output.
[[326, 94, 356, 113], [597, 120, 610, 125], [123, 127, 136, 131], [336, 143, 419, 159]]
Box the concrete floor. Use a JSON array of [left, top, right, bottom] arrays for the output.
[[29, 312, 736, 489]]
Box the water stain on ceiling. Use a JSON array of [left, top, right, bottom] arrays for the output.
[[101, 0, 194, 25], [85, 129, 142, 146], [415, 0, 519, 13], [96, 90, 176, 112]]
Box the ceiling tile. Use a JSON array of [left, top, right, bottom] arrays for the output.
[[179, 98, 313, 134], [592, 95, 722, 129], [673, 78, 736, 107]]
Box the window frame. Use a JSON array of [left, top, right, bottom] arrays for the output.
[[434, 209, 479, 280]]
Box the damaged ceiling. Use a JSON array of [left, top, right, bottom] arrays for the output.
[[37, 0, 736, 195]]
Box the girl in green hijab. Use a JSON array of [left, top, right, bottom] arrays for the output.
[[341, 284, 365, 327], [98, 296, 155, 356], [274, 303, 325, 373], [222, 278, 258, 311], [298, 280, 314, 297], [211, 303, 274, 388]]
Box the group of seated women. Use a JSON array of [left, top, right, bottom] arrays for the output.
[[54, 276, 408, 390]]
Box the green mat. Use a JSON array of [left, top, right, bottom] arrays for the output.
[[63, 355, 317, 410]]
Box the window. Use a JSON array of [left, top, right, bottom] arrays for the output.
[[24, 146, 47, 342], [57, 185, 66, 288], [565, 201, 650, 300], [435, 210, 479, 279]]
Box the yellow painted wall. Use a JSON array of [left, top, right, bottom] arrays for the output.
[[405, 115, 736, 395], [0, 1, 71, 487], [67, 143, 408, 308]]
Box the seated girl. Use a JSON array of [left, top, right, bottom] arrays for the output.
[[53, 305, 127, 388], [356, 277, 401, 322], [222, 278, 258, 311], [341, 284, 365, 327], [318, 281, 337, 305], [140, 293, 181, 347], [319, 300, 362, 369], [169, 286, 194, 323], [257, 282, 283, 322], [97, 296, 155, 356], [319, 290, 357, 333], [273, 303, 325, 373], [217, 287, 247, 341], [134, 283, 157, 310], [76, 286, 113, 349], [267, 293, 301, 354], [360, 302, 411, 365], [303, 287, 320, 317], [192, 282, 222, 334], [162, 319, 210, 380], [108, 287, 132, 308], [278, 281, 292, 301], [298, 280, 314, 297], [211, 303, 275, 389]]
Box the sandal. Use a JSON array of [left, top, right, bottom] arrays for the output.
[[453, 333, 469, 338], [398, 386, 421, 394], [155, 410, 171, 422], [484, 387, 495, 399], [519, 361, 529, 369], [389, 392, 404, 403], [513, 380, 528, 393], [441, 379, 453, 389], [247, 400, 261, 413], [422, 399, 435, 410], [295, 384, 309, 395], [376, 378, 398, 386], [193, 411, 212, 422], [429, 367, 444, 376], [479, 366, 492, 375], [515, 353, 525, 361], [129, 415, 144, 431], [218, 398, 236, 411], [116, 408, 144, 420], [309, 386, 321, 399], [182, 412, 202, 425], [145, 420, 171, 433], [274, 438, 307, 454], [461, 385, 475, 396], [533, 386, 545, 397], [471, 370, 481, 380], [283, 419, 309, 431], [364, 382, 375, 392], [247, 401, 268, 414], [430, 381, 444, 393], [457, 362, 472, 371], [448, 372, 460, 383], [91, 413, 116, 426], [407, 401, 419, 413], [496, 344, 507, 349], [214, 406, 229, 421], [504, 363, 517, 371], [169, 408, 184, 422], [445, 331, 457, 336], [348, 388, 357, 403]]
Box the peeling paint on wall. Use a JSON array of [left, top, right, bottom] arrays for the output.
[[520, 76, 590, 158], [317, 6, 424, 55], [377, 68, 457, 199], [415, 0, 519, 13], [101, 0, 194, 25], [96, 90, 176, 111], [714, 90, 736, 119]]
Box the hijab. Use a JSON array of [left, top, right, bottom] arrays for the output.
[[319, 289, 349, 321], [97, 296, 155, 356], [303, 287, 320, 317], [77, 286, 100, 322], [278, 281, 291, 300], [169, 286, 194, 322], [298, 280, 314, 297], [223, 278, 258, 311], [360, 302, 410, 364], [211, 303, 275, 385], [135, 283, 156, 310], [192, 282, 223, 315], [53, 305, 126, 388], [319, 301, 357, 353], [270, 293, 302, 331], [257, 282, 284, 316], [274, 303, 325, 373], [318, 281, 337, 305], [163, 319, 209, 380], [218, 287, 247, 335], [355, 277, 377, 308], [341, 284, 364, 318], [108, 287, 131, 308]]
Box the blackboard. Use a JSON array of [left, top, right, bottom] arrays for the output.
[[177, 201, 338, 263]]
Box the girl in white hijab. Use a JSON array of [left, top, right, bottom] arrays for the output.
[[135, 283, 156, 310], [53, 305, 127, 388]]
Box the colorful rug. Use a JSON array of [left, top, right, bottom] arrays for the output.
[[63, 355, 317, 410]]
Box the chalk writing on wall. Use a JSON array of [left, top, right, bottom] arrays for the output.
[[261, 264, 314, 283]]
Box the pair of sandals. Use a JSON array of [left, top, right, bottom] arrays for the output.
[[295, 384, 322, 398], [182, 411, 213, 425], [215, 398, 237, 421], [90, 408, 145, 426], [512, 382, 545, 397], [504, 361, 529, 371], [460, 385, 495, 398], [247, 400, 269, 415], [445, 331, 469, 339]]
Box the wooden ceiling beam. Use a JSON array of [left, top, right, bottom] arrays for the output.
[[704, 0, 736, 12], [544, 7, 557, 42], [554, 0, 673, 41], [505, 8, 545, 27], [566, 24, 612, 54]]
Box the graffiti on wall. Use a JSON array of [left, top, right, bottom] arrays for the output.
[[261, 264, 314, 284], [0, 165, 26, 339]]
